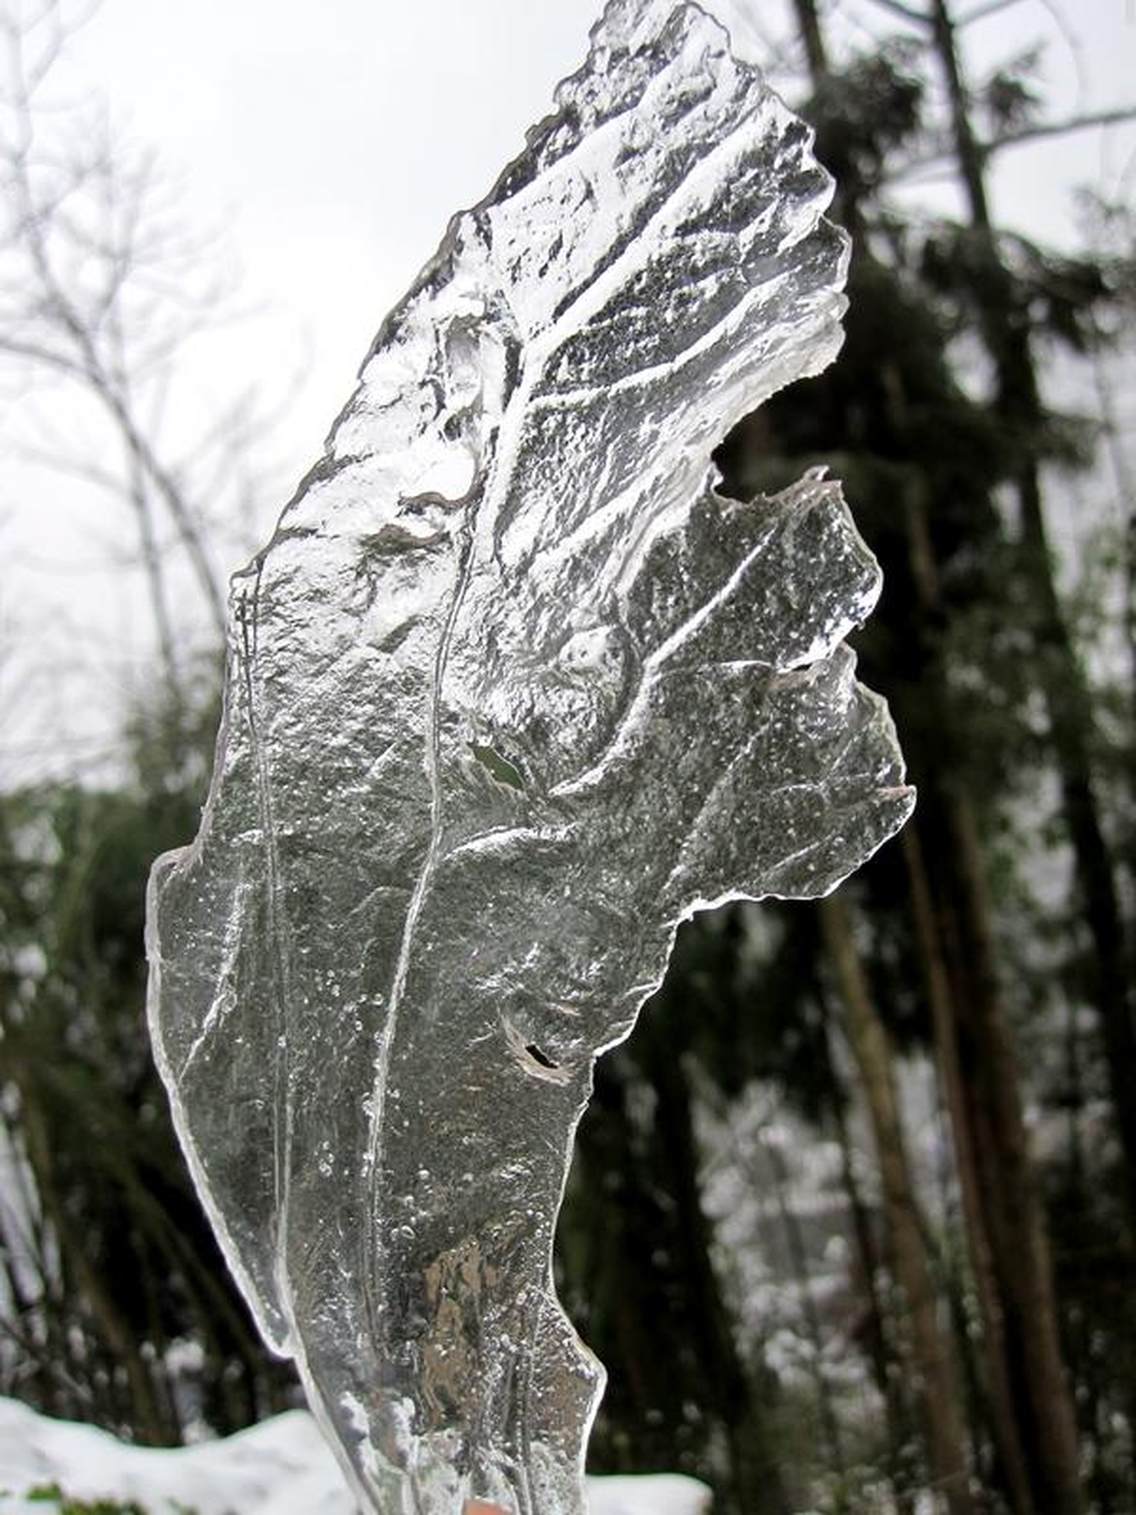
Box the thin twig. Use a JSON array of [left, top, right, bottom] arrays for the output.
[[956, 0, 1028, 24], [889, 105, 1136, 181], [863, 0, 934, 26]]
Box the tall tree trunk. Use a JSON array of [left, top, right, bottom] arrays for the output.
[[917, 25, 1094, 1504], [937, 792, 1083, 1515], [638, 1011, 793, 1515], [12, 1070, 173, 1444], [785, 6, 1093, 1509], [1088, 341, 1136, 802], [903, 825, 1034, 1515], [928, 0, 1136, 1239], [791, 0, 828, 82], [566, 1039, 791, 1512], [828, 1062, 917, 1513], [761, 1125, 847, 1488], [899, 375, 1077, 1515], [567, 1062, 676, 1471], [819, 894, 976, 1515]]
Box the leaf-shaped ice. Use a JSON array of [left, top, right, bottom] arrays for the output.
[[146, 2, 913, 1511]]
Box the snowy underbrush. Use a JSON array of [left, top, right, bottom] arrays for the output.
[[0, 1399, 711, 1514]]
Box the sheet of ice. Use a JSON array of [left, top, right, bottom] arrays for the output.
[[0, 1399, 710, 1515], [146, 1, 913, 1510]]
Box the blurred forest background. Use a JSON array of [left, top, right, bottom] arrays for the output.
[[0, 0, 1133, 1511]]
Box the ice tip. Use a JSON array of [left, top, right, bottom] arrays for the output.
[[588, 0, 736, 61]]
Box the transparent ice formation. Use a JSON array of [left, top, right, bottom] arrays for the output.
[[146, 2, 914, 1511]]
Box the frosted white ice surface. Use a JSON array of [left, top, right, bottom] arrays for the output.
[[146, 0, 913, 1511]]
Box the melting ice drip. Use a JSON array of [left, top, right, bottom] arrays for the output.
[[145, 2, 913, 1511]]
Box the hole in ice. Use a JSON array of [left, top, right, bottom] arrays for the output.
[[712, 409, 807, 503], [504, 1015, 571, 1085], [524, 1042, 559, 1071], [469, 743, 525, 790]]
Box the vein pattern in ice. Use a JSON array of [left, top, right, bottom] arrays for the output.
[[145, 2, 914, 1510]]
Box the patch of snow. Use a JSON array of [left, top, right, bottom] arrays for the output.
[[587, 1475, 712, 1515], [0, 1398, 711, 1515]]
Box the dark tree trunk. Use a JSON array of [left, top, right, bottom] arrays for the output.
[[828, 1056, 918, 1512], [820, 895, 976, 1515], [762, 1126, 847, 1485], [928, 0, 1136, 1243], [903, 825, 1034, 1515], [935, 790, 1084, 1515], [636, 1006, 793, 1515]]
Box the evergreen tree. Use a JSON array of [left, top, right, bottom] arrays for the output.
[[0, 694, 295, 1442]]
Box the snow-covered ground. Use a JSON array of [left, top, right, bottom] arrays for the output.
[[0, 1398, 711, 1514]]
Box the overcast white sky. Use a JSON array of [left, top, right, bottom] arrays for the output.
[[3, 0, 1133, 784], [63, 0, 1136, 469]]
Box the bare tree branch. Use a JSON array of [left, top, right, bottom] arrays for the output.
[[956, 0, 1028, 25], [863, 0, 934, 27], [987, 105, 1136, 153], [0, 0, 253, 656], [889, 105, 1136, 182]]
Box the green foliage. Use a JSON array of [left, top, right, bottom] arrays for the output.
[[0, 688, 295, 1443], [21, 1484, 153, 1515], [977, 48, 1044, 135], [16, 1488, 197, 1515], [921, 223, 1119, 363], [806, 41, 924, 199]]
